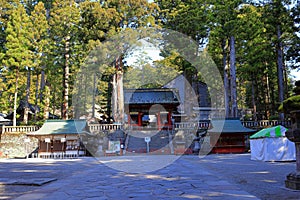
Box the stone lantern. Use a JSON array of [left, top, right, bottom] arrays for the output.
[[280, 81, 300, 190]]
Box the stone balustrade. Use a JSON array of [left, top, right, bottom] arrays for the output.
[[88, 124, 123, 132], [242, 120, 292, 129], [174, 122, 195, 130], [0, 120, 292, 134], [0, 125, 39, 134], [174, 122, 208, 130], [174, 120, 292, 130]]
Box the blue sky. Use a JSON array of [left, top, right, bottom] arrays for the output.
[[290, 69, 300, 81]]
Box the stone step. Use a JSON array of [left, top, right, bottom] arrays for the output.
[[126, 130, 171, 154]]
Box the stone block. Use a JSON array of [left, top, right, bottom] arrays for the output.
[[285, 173, 300, 190]]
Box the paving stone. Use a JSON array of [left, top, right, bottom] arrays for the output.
[[1, 155, 264, 200], [205, 180, 232, 186], [84, 197, 108, 200], [152, 188, 167, 195], [0, 178, 57, 186], [14, 193, 50, 200], [42, 192, 71, 200]]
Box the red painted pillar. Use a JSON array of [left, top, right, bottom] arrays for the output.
[[168, 112, 172, 126], [157, 112, 161, 129], [138, 112, 142, 126], [127, 114, 131, 125]]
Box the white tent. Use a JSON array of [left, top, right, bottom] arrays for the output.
[[250, 125, 295, 161]]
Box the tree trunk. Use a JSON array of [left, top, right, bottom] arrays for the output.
[[284, 61, 289, 99], [111, 57, 124, 124], [277, 25, 285, 120], [229, 36, 238, 118], [13, 68, 19, 126], [43, 85, 50, 120], [107, 77, 113, 122], [112, 72, 118, 122], [251, 78, 257, 121], [270, 81, 276, 116], [34, 73, 39, 121], [222, 39, 230, 118], [23, 69, 31, 124], [39, 67, 45, 101], [92, 73, 96, 118], [83, 70, 87, 115], [117, 70, 124, 123], [74, 72, 84, 119], [62, 36, 70, 120]]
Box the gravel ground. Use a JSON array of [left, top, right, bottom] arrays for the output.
[[186, 153, 300, 200]]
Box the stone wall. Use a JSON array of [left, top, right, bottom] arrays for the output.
[[0, 132, 38, 158]]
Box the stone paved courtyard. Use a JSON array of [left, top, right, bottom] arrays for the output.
[[0, 154, 299, 200]]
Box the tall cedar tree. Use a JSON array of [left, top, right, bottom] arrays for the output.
[[49, 0, 80, 119], [2, 3, 33, 126], [29, 2, 49, 120], [207, 0, 243, 118]]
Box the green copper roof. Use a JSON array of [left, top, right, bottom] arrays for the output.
[[208, 119, 256, 134], [27, 119, 88, 136]]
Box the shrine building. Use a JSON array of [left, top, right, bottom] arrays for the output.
[[208, 118, 256, 154], [124, 88, 180, 130], [27, 119, 89, 158]]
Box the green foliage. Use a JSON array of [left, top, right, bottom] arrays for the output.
[[279, 95, 300, 113], [279, 81, 300, 113], [1, 3, 33, 113], [155, 0, 209, 47], [107, 0, 157, 28], [79, 1, 120, 43], [0, 0, 298, 122], [3, 3, 33, 70], [124, 63, 180, 89]]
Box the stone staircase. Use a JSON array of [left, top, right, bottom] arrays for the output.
[[125, 130, 172, 154]]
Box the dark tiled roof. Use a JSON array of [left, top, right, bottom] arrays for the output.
[[27, 119, 88, 136], [124, 88, 180, 105], [208, 119, 256, 134]]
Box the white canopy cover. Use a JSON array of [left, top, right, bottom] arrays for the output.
[[250, 125, 295, 161]]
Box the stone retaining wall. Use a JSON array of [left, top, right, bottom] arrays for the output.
[[0, 132, 38, 158]]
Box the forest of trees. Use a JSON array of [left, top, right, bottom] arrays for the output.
[[0, 0, 299, 125]]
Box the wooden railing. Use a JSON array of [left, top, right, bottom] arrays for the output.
[[1, 125, 39, 134]]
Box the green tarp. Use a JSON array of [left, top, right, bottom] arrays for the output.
[[250, 125, 287, 139]]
